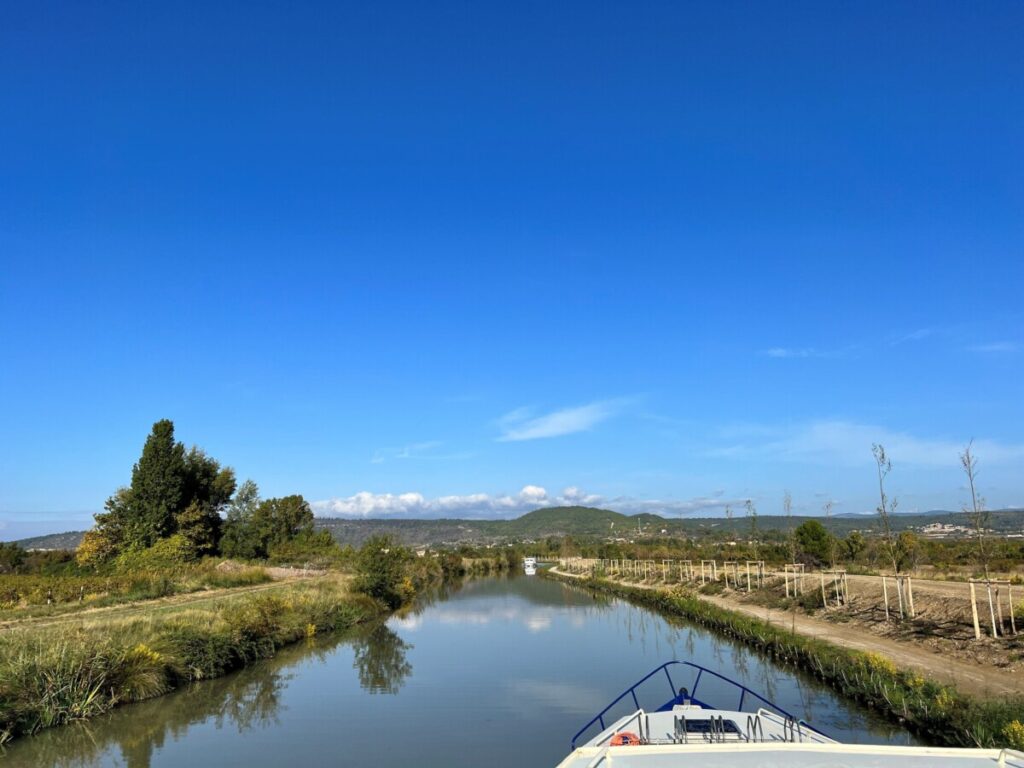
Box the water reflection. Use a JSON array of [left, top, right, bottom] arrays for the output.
[[2, 617, 413, 768], [3, 575, 916, 768], [352, 623, 413, 695], [10, 652, 290, 768]]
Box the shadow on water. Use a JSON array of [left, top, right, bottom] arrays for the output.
[[3, 574, 916, 768]]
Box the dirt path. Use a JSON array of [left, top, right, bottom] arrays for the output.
[[552, 569, 1022, 698], [0, 574, 330, 633]]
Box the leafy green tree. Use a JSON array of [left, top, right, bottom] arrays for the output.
[[843, 531, 866, 561], [76, 528, 121, 567], [354, 535, 412, 609], [175, 500, 221, 558], [127, 419, 187, 546], [794, 519, 833, 566], [84, 420, 238, 563], [182, 447, 236, 512], [221, 479, 262, 559], [0, 542, 25, 573], [895, 531, 919, 572], [251, 495, 315, 555]]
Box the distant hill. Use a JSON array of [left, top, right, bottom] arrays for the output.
[[12, 506, 1024, 551], [13, 530, 87, 550]]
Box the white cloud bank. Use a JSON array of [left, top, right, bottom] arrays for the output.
[[313, 485, 597, 518], [312, 485, 739, 519], [497, 399, 627, 441]]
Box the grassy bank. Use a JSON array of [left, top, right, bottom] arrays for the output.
[[0, 563, 273, 619], [0, 575, 382, 745], [546, 571, 1024, 750]]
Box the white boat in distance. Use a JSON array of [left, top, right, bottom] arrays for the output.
[[524, 556, 537, 575], [557, 661, 1023, 768]]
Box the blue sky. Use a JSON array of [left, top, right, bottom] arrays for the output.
[[2, 1, 1023, 538]]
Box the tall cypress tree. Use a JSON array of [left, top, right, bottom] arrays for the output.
[[128, 419, 186, 547]]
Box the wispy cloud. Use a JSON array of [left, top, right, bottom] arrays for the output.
[[969, 341, 1018, 353], [760, 346, 851, 359], [889, 328, 934, 346], [608, 494, 751, 517], [371, 441, 473, 464], [709, 419, 1024, 468], [496, 398, 629, 441], [762, 347, 820, 359]]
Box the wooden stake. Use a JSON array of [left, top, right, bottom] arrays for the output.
[[907, 577, 915, 619], [882, 576, 890, 621], [820, 571, 827, 608], [1009, 584, 1017, 636], [987, 583, 999, 638], [996, 587, 1004, 635], [969, 581, 981, 640]]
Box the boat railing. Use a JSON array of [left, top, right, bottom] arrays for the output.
[[589, 709, 649, 748], [571, 660, 816, 749], [756, 709, 832, 744], [997, 748, 1024, 768]]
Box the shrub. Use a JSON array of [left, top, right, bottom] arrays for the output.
[[353, 536, 413, 609], [113, 535, 195, 572]]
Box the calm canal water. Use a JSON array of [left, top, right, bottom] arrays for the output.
[[3, 574, 916, 767]]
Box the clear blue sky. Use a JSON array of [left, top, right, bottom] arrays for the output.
[[2, 1, 1022, 538]]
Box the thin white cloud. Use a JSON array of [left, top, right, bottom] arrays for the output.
[[370, 441, 474, 464], [889, 328, 934, 346], [760, 347, 851, 359], [497, 399, 627, 441], [969, 341, 1018, 353], [762, 347, 819, 359], [608, 494, 750, 517], [708, 420, 1024, 468]]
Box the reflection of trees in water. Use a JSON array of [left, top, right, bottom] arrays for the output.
[[5, 659, 291, 768], [352, 623, 413, 695], [8, 620, 417, 767]]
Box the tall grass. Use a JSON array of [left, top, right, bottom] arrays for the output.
[[0, 562, 272, 618], [0, 577, 381, 744], [551, 572, 1024, 750]]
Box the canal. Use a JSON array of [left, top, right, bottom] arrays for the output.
[[3, 574, 916, 767]]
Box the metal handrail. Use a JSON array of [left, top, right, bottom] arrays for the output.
[[755, 709, 831, 744], [571, 660, 819, 749], [590, 709, 648, 748]]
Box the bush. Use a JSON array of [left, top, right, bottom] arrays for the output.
[[353, 536, 413, 609], [113, 535, 195, 572]]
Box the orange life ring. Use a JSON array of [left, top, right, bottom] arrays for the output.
[[609, 732, 641, 746]]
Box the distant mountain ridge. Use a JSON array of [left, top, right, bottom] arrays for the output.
[[11, 505, 1024, 550]]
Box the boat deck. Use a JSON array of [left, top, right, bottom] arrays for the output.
[[558, 707, 1024, 768], [556, 742, 1024, 768]]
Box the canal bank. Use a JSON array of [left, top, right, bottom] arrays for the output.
[[545, 568, 1024, 750], [2, 574, 919, 767]]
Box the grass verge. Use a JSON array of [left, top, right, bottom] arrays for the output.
[[0, 563, 273, 620], [0, 575, 382, 745]]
